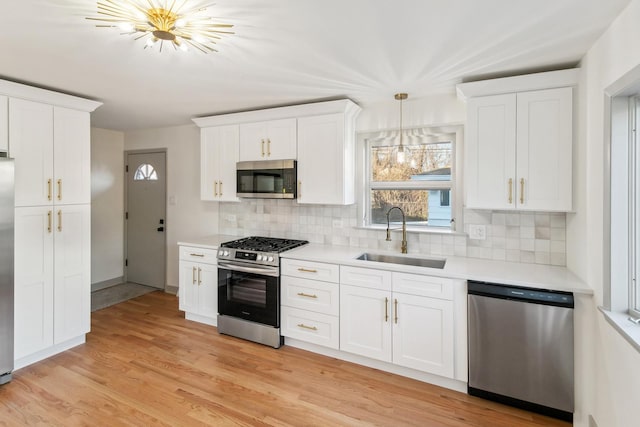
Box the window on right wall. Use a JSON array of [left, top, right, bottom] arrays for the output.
[[629, 96, 640, 319]]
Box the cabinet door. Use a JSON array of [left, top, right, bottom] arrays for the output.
[[266, 118, 297, 160], [53, 107, 91, 205], [197, 263, 218, 319], [53, 204, 91, 343], [14, 206, 54, 359], [298, 114, 354, 205], [465, 94, 516, 210], [179, 261, 199, 313], [392, 293, 454, 378], [217, 126, 239, 202], [9, 98, 54, 207], [516, 88, 573, 211], [0, 95, 7, 152], [201, 125, 239, 201], [239, 119, 297, 161], [340, 284, 392, 362], [239, 122, 267, 161]]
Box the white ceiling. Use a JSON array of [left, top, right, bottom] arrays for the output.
[[0, 0, 631, 130]]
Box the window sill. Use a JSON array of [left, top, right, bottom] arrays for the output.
[[598, 306, 640, 354], [355, 225, 468, 237]]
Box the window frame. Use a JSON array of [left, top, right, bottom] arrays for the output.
[[629, 96, 640, 318], [359, 124, 463, 232]]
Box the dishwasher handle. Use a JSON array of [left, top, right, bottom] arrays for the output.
[[468, 280, 574, 308]]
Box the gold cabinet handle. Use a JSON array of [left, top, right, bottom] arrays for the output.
[[297, 323, 318, 331], [197, 267, 202, 285], [47, 210, 52, 233], [219, 181, 223, 196], [384, 297, 389, 322], [261, 139, 265, 157], [214, 181, 218, 197], [298, 181, 302, 198], [57, 179, 62, 201], [297, 267, 317, 273], [47, 179, 52, 201], [267, 139, 271, 157], [394, 298, 398, 324], [508, 178, 513, 204], [520, 178, 525, 204], [297, 292, 318, 299], [190, 253, 205, 257], [192, 267, 197, 285], [57, 210, 62, 232]]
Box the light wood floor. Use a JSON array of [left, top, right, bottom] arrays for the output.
[[0, 292, 570, 426]]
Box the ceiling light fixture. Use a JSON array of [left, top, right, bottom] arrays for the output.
[[395, 93, 408, 164], [87, 1, 234, 53]]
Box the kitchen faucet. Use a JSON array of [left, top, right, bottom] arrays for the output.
[[386, 206, 407, 254]]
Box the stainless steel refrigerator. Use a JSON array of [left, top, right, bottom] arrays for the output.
[[0, 154, 14, 385]]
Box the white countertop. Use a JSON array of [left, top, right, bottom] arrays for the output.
[[177, 237, 592, 295]]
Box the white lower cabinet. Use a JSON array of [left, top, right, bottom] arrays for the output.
[[14, 204, 90, 362], [178, 246, 218, 326], [339, 266, 455, 379], [280, 259, 340, 349]]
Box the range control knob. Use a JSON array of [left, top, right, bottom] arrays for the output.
[[223, 250, 230, 257], [268, 256, 274, 262], [257, 254, 263, 261], [218, 250, 224, 256]]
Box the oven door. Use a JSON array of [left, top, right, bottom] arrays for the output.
[[218, 261, 280, 327]]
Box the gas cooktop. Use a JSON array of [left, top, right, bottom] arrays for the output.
[[220, 236, 308, 253]]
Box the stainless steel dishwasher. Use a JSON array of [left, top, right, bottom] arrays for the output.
[[467, 280, 574, 422]]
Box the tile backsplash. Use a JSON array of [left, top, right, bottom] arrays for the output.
[[218, 200, 566, 266]]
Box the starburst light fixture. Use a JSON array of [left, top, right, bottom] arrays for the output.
[[87, 0, 234, 53]]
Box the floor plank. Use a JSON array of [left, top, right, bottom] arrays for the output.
[[0, 292, 570, 426]]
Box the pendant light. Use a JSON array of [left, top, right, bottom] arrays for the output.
[[395, 93, 408, 164]]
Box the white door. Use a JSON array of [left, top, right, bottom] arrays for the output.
[[53, 107, 91, 205], [465, 94, 517, 210], [339, 284, 392, 362], [14, 206, 54, 359], [179, 261, 199, 313], [392, 293, 454, 377], [9, 98, 54, 207], [126, 151, 166, 289], [197, 263, 218, 319], [54, 204, 91, 343], [516, 88, 573, 211]]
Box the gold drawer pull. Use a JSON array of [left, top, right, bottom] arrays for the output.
[[214, 181, 218, 197], [297, 268, 317, 273], [219, 181, 223, 196], [192, 267, 197, 285], [57, 179, 62, 201], [57, 210, 62, 232], [297, 323, 318, 331], [47, 210, 52, 233], [197, 267, 202, 285], [297, 292, 318, 299], [520, 178, 525, 204], [394, 299, 398, 324], [267, 139, 271, 156], [384, 297, 389, 322], [47, 179, 52, 201], [190, 253, 205, 257], [508, 178, 513, 204], [261, 139, 265, 157]]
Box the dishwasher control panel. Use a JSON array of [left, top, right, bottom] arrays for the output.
[[468, 280, 574, 308]]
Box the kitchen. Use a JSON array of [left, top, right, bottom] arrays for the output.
[[1, 1, 640, 426]]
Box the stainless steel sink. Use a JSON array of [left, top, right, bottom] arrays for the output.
[[356, 253, 446, 269]]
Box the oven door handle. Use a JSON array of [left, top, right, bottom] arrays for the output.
[[217, 260, 279, 277]]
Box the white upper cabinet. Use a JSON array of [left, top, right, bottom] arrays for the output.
[[297, 112, 356, 205], [458, 69, 577, 212], [239, 118, 296, 161], [200, 125, 239, 202], [10, 98, 54, 207], [0, 95, 7, 152], [10, 99, 91, 206]]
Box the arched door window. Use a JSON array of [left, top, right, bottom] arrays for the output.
[[134, 163, 158, 181]]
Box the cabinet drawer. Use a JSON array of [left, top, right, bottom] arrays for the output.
[[179, 246, 218, 264], [281, 276, 339, 316], [281, 259, 339, 283], [340, 266, 391, 292], [392, 272, 453, 300], [281, 306, 339, 349]]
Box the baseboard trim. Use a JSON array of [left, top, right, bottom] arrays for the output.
[[91, 277, 124, 292]]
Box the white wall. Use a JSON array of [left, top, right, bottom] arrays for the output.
[[90, 127, 125, 286], [123, 124, 219, 290], [567, 1, 640, 425]]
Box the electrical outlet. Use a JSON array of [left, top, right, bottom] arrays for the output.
[[468, 224, 486, 240]]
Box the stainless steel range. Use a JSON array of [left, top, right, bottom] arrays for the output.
[[217, 236, 308, 348]]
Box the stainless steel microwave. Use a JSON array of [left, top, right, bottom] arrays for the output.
[[236, 160, 297, 199]]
